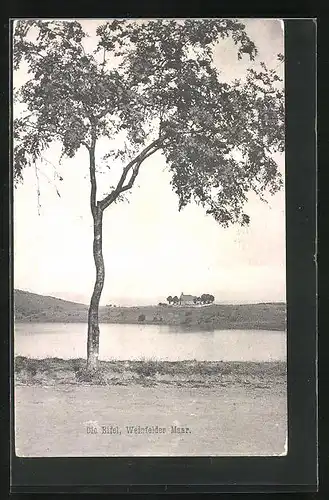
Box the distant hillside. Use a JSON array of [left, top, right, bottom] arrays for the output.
[[14, 289, 89, 322], [14, 290, 286, 331]]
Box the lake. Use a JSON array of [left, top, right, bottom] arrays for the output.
[[14, 323, 286, 362]]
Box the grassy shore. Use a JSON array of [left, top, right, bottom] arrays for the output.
[[14, 356, 286, 389], [99, 302, 286, 331]]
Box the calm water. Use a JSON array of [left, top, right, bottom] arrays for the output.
[[14, 323, 286, 362]]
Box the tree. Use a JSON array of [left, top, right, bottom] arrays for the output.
[[13, 19, 284, 370], [167, 296, 173, 305], [201, 293, 215, 304], [173, 296, 179, 305]]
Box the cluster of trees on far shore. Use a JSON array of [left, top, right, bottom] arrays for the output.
[[163, 294, 215, 306], [196, 294, 215, 305], [165, 296, 180, 305]]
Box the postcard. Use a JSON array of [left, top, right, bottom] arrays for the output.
[[13, 18, 287, 458]]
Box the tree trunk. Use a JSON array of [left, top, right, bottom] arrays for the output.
[[87, 206, 105, 370]]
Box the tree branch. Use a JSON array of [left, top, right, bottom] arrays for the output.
[[119, 145, 161, 194], [98, 134, 168, 211]]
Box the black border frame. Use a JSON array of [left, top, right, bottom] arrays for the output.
[[6, 17, 317, 494]]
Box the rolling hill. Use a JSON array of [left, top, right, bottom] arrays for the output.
[[14, 289, 89, 322], [13, 289, 286, 330]]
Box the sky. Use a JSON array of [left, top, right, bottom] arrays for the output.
[[13, 18, 285, 306]]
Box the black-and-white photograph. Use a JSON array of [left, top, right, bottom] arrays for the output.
[[13, 18, 286, 457]]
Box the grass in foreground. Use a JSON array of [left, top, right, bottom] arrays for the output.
[[14, 356, 287, 389]]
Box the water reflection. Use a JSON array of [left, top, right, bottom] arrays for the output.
[[14, 322, 286, 362], [166, 325, 215, 334]]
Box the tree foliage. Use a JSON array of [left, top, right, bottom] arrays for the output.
[[166, 295, 173, 304], [201, 293, 215, 304], [13, 19, 284, 226]]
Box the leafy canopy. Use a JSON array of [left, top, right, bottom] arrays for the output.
[[13, 19, 284, 226]]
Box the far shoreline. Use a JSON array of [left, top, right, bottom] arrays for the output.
[[14, 299, 287, 332]]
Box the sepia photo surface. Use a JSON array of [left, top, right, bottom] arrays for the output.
[[13, 18, 286, 457]]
